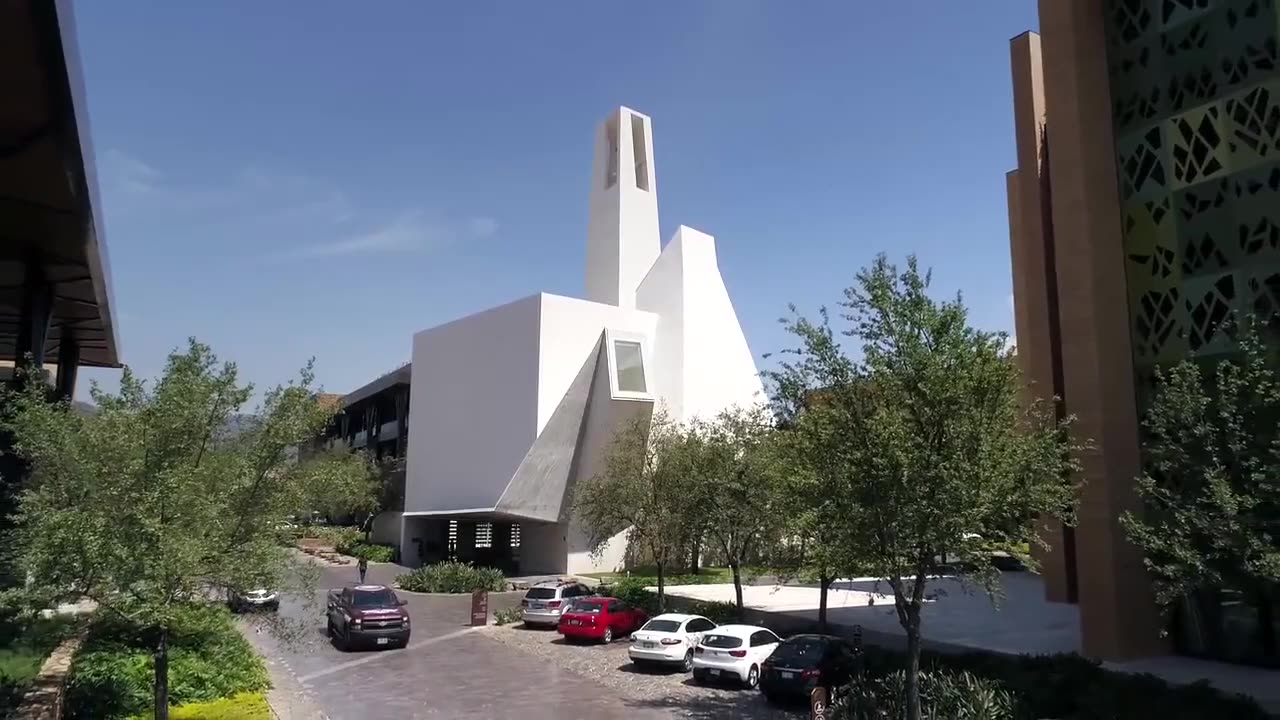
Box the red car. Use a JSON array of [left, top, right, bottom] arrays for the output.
[[557, 596, 647, 644]]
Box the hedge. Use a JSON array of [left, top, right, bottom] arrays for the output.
[[65, 603, 268, 719], [337, 540, 395, 563], [397, 562, 507, 593], [603, 577, 740, 623]]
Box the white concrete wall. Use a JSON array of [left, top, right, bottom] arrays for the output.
[[637, 225, 764, 423], [536, 293, 657, 434], [673, 226, 766, 420], [585, 107, 660, 310], [405, 295, 542, 513]]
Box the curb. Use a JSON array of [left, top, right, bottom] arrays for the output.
[[14, 629, 87, 720]]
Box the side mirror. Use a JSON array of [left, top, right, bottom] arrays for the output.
[[326, 601, 336, 610], [398, 599, 407, 607]]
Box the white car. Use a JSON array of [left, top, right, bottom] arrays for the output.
[[628, 613, 717, 671], [692, 624, 782, 688]]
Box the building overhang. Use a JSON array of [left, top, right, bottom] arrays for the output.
[[0, 0, 120, 367]]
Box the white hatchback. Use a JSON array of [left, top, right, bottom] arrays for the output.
[[692, 624, 781, 688], [628, 613, 717, 671]]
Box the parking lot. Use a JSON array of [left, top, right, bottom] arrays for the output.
[[484, 622, 807, 719]]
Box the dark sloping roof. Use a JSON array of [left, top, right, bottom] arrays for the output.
[[341, 363, 410, 408]]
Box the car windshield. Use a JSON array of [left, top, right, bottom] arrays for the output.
[[351, 589, 396, 607], [701, 634, 744, 649], [771, 638, 828, 664], [526, 588, 557, 600], [642, 619, 681, 633], [567, 599, 603, 613]]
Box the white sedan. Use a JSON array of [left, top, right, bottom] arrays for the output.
[[692, 624, 782, 688], [628, 613, 717, 671]]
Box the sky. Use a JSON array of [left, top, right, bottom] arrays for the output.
[[72, 0, 1039, 404]]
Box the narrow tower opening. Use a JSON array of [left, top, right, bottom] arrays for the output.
[[605, 118, 619, 189], [631, 114, 649, 191]]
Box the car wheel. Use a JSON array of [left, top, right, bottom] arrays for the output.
[[325, 620, 334, 638], [746, 664, 760, 689], [337, 628, 352, 652], [692, 668, 707, 684], [682, 649, 694, 672], [601, 627, 613, 644]]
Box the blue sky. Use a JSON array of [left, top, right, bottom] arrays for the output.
[[73, 0, 1038, 403]]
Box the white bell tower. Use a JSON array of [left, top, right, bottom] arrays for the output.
[[585, 107, 660, 309]]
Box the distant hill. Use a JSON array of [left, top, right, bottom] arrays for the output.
[[68, 402, 256, 438]]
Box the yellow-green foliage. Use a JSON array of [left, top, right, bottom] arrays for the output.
[[130, 691, 271, 720]]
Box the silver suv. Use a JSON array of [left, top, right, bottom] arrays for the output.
[[520, 580, 593, 627]]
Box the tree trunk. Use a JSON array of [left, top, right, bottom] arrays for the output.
[[904, 612, 922, 720], [731, 562, 744, 619], [818, 574, 833, 632], [656, 561, 666, 612], [689, 541, 700, 574], [154, 626, 169, 720]]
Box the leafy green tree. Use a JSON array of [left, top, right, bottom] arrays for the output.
[[769, 255, 1081, 720], [1121, 320, 1280, 659], [0, 340, 373, 720], [687, 404, 787, 617], [574, 408, 687, 610]]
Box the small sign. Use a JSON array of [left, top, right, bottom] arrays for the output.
[[809, 686, 829, 720], [470, 589, 489, 626]]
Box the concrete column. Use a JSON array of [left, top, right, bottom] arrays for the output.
[[1038, 0, 1166, 659], [55, 332, 79, 401], [1008, 31, 1075, 605], [15, 259, 52, 378]]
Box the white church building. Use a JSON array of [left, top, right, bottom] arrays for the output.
[[395, 107, 763, 574]]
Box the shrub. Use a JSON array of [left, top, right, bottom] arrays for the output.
[[834, 669, 1015, 719], [494, 607, 523, 626], [65, 603, 268, 719], [129, 691, 271, 720], [396, 562, 507, 593], [0, 613, 81, 716], [599, 578, 738, 622], [340, 541, 395, 563]]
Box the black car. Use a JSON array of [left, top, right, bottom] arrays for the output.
[[759, 633, 860, 703]]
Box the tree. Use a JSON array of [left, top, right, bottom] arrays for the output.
[[1121, 319, 1280, 660], [688, 404, 787, 618], [574, 408, 687, 611], [769, 255, 1081, 720], [1, 340, 373, 720], [763, 307, 868, 631]]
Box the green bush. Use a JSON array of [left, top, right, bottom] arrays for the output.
[[600, 578, 738, 622], [338, 541, 395, 563], [494, 607, 523, 626], [65, 603, 269, 720], [834, 669, 1015, 719], [396, 562, 507, 593], [847, 645, 1268, 720], [0, 613, 81, 717], [129, 691, 271, 720]]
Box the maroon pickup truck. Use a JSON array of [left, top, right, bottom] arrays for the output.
[[326, 584, 411, 651]]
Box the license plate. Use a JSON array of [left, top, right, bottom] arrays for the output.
[[531, 602, 544, 609], [643, 642, 655, 649], [781, 671, 795, 679], [708, 669, 720, 676], [570, 619, 581, 626], [376, 638, 388, 645]]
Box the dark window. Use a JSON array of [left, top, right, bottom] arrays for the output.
[[702, 634, 744, 649], [642, 619, 681, 632], [568, 599, 603, 613], [687, 618, 716, 633], [351, 589, 396, 607], [771, 637, 829, 664], [526, 588, 557, 600], [560, 586, 578, 598], [607, 600, 624, 613], [750, 631, 779, 647]]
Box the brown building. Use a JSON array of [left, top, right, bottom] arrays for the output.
[[1007, 0, 1280, 665]]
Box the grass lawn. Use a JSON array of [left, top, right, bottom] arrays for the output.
[[0, 614, 81, 714]]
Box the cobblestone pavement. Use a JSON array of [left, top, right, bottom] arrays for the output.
[[484, 623, 808, 719], [243, 562, 675, 719]]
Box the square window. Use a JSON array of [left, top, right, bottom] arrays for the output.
[[613, 340, 646, 393]]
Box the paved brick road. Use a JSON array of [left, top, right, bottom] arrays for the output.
[[242, 561, 674, 719]]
